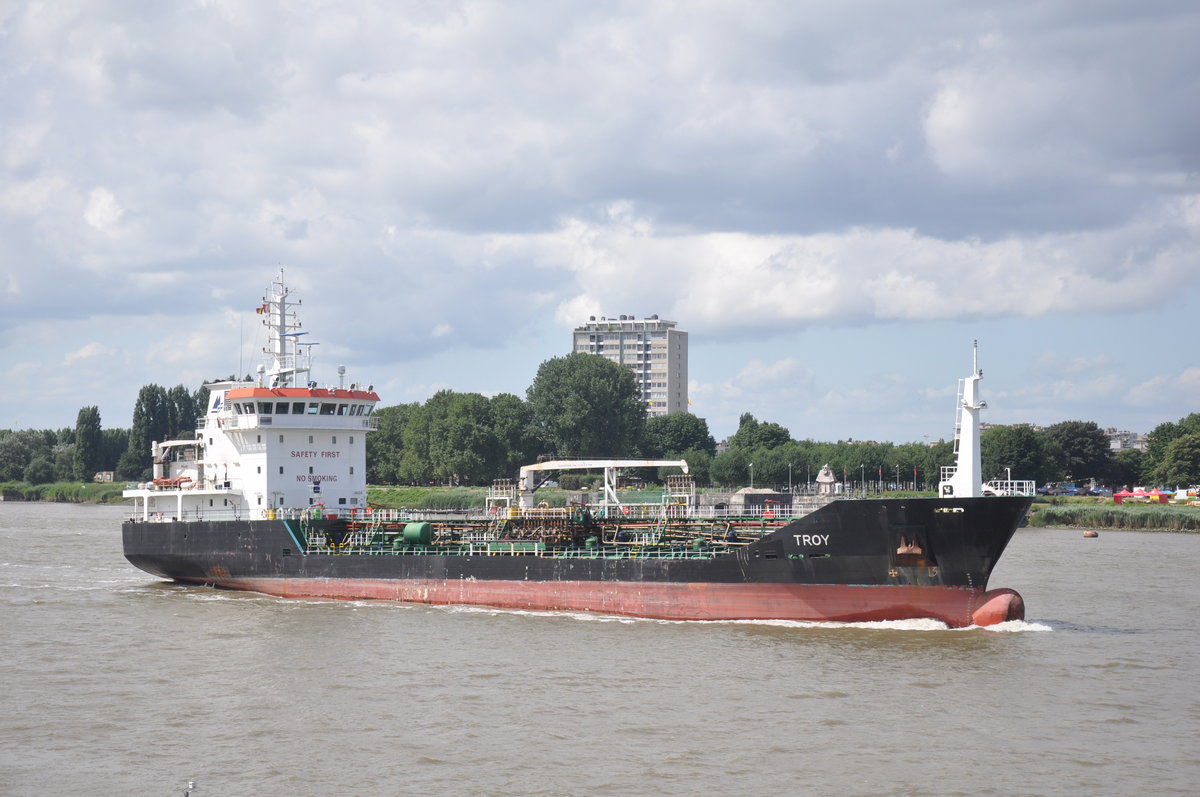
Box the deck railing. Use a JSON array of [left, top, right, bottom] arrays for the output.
[[302, 541, 729, 560], [125, 498, 842, 524]]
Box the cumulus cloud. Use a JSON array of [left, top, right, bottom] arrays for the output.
[[550, 196, 1200, 337], [1, 0, 1198, 438], [84, 187, 124, 232], [1126, 368, 1200, 409], [63, 341, 115, 365]]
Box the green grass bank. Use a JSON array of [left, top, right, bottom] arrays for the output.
[[1027, 497, 1200, 532], [0, 481, 128, 503]]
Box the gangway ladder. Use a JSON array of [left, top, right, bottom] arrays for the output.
[[487, 477, 517, 536], [649, 511, 670, 545], [951, 376, 965, 456], [653, 473, 697, 544], [941, 377, 966, 487]]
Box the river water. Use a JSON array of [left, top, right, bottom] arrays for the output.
[[2, 502, 1198, 796]]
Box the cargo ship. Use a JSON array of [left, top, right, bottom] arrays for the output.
[[123, 273, 1034, 627]]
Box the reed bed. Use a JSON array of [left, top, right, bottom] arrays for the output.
[[1027, 502, 1200, 532], [0, 481, 127, 503]]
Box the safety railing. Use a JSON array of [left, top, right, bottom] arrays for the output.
[[303, 541, 725, 560]]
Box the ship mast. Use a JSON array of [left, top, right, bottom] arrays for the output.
[[260, 269, 315, 388], [938, 341, 987, 498]]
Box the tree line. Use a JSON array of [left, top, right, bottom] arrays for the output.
[[0, 384, 205, 483], [3, 354, 1198, 489], [365, 355, 1200, 490]]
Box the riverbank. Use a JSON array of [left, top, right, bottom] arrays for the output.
[[0, 482, 127, 503], [1027, 498, 1200, 532]]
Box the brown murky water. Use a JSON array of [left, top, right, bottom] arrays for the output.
[[3, 502, 1198, 795]]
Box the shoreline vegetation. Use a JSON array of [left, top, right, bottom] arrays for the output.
[[1024, 499, 1200, 532], [4, 482, 1198, 532]]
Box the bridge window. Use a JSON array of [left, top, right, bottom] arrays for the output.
[[307, 403, 319, 415], [319, 403, 336, 415], [292, 402, 305, 414], [275, 402, 289, 414], [257, 402, 272, 414]]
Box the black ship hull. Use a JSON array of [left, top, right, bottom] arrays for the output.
[[123, 496, 1031, 627]]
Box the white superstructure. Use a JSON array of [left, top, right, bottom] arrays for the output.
[[124, 271, 379, 521], [938, 342, 987, 498]]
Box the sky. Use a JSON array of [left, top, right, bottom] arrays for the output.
[[2, 1, 1199, 445]]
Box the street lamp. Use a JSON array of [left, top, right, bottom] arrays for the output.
[[1005, 467, 1012, 482], [860, 464, 865, 495], [788, 462, 793, 493], [749, 462, 754, 489]]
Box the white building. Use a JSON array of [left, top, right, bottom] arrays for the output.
[[572, 315, 688, 417], [1107, 428, 1148, 452]]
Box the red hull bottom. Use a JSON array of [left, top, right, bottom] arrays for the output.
[[193, 576, 1024, 628]]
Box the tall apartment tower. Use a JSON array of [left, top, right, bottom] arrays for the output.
[[572, 315, 688, 417]]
